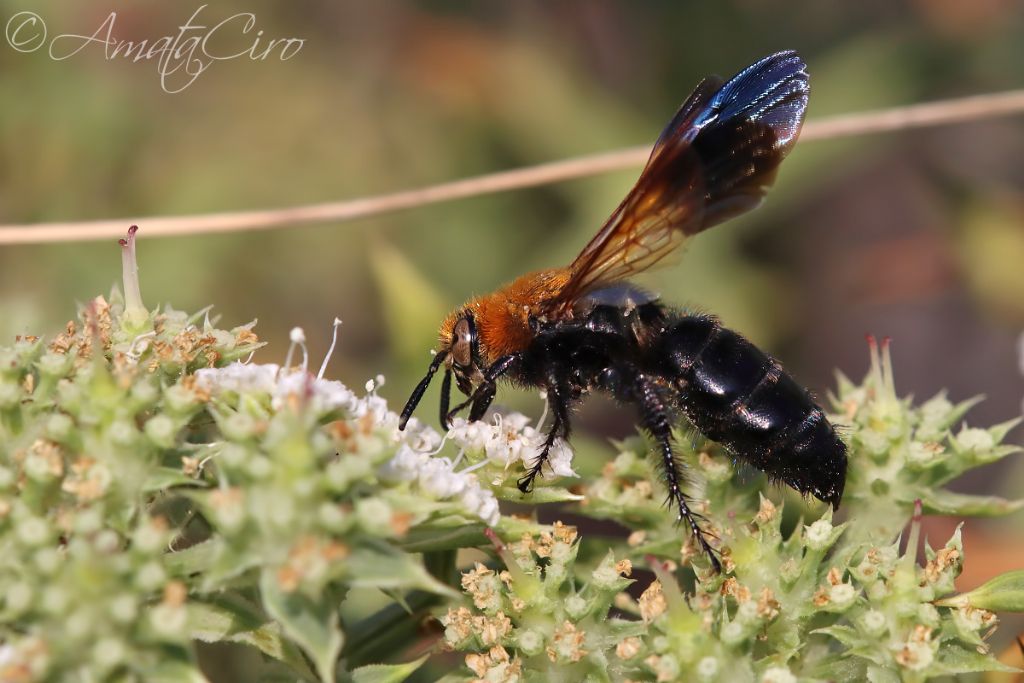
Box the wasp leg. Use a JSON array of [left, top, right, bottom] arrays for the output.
[[445, 354, 520, 425], [438, 368, 453, 431], [468, 381, 497, 422], [517, 387, 569, 493], [635, 374, 722, 573]]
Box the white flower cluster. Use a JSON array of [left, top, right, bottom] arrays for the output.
[[380, 445, 500, 526], [446, 413, 576, 479], [194, 325, 576, 529], [196, 360, 500, 524], [194, 320, 386, 424], [378, 407, 580, 528], [195, 362, 362, 415]]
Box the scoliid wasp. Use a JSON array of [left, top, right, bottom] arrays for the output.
[[399, 51, 847, 572]]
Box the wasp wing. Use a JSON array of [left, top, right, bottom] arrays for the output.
[[546, 50, 809, 314]]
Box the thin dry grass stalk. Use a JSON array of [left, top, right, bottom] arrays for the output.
[[2, 88, 1023, 245]]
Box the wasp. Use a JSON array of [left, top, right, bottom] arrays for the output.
[[399, 51, 846, 571]]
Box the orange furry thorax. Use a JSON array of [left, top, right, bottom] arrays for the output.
[[438, 268, 572, 363]]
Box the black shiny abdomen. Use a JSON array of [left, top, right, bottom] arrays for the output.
[[522, 302, 847, 507]]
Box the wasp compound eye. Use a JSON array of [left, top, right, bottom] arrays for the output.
[[452, 317, 474, 368]]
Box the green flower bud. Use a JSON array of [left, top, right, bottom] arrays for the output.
[[0, 465, 15, 490], [132, 519, 167, 554], [109, 594, 139, 624], [219, 443, 249, 469], [40, 587, 70, 615], [135, 561, 167, 591], [0, 381, 20, 408], [33, 548, 61, 575], [45, 413, 74, 442], [108, 419, 138, 447], [6, 581, 34, 614], [93, 530, 121, 554], [91, 637, 127, 671], [16, 516, 51, 546], [696, 656, 720, 681], [246, 455, 273, 479], [144, 415, 177, 448], [355, 498, 393, 537], [164, 384, 198, 414], [649, 653, 680, 681], [859, 609, 887, 637], [720, 620, 748, 646], [23, 453, 56, 483], [65, 608, 94, 640], [37, 352, 72, 378], [917, 603, 940, 627], [516, 629, 545, 657], [221, 412, 257, 441], [760, 666, 797, 683], [956, 427, 994, 453], [565, 594, 589, 620], [804, 518, 834, 551], [56, 379, 82, 413], [74, 507, 104, 535], [130, 381, 159, 409], [149, 603, 188, 639]]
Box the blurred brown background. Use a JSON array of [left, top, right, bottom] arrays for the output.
[[1, 0, 1023, 651]]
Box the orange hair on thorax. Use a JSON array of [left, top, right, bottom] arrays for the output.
[[438, 268, 572, 364]]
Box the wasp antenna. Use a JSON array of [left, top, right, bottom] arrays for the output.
[[399, 350, 448, 431]]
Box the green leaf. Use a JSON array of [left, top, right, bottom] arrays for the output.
[[260, 569, 345, 683], [935, 570, 1024, 612], [350, 655, 429, 683], [493, 486, 583, 503], [220, 341, 267, 363], [145, 661, 211, 683], [865, 665, 901, 683], [989, 417, 1023, 445], [164, 538, 221, 576], [346, 547, 459, 599], [808, 656, 865, 682], [944, 395, 986, 432], [398, 523, 488, 553], [811, 625, 863, 648], [342, 592, 443, 669], [188, 594, 313, 678], [190, 593, 266, 637], [920, 490, 1024, 517], [144, 466, 206, 492], [933, 643, 1019, 675]]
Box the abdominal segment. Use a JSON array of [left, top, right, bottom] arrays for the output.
[[522, 302, 847, 507], [652, 314, 846, 506]]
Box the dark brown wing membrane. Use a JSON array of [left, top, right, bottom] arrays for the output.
[[546, 51, 809, 315]]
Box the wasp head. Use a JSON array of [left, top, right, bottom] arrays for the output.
[[398, 310, 482, 432], [445, 313, 484, 396]]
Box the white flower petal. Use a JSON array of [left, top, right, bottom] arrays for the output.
[[195, 362, 280, 394]]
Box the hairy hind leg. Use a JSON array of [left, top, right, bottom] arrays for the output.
[[517, 386, 570, 493], [635, 375, 721, 573]]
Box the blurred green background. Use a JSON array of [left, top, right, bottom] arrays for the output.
[[2, 0, 1024, 670]]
